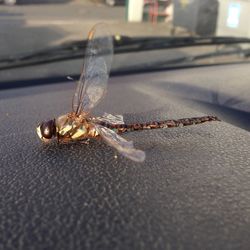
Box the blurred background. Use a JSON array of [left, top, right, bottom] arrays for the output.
[[1, 0, 248, 55], [0, 0, 173, 55], [1, 0, 250, 83]]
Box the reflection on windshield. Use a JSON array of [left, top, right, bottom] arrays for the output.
[[1, 0, 249, 57], [1, 0, 250, 81]]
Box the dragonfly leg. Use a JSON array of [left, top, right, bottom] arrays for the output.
[[79, 138, 91, 145]]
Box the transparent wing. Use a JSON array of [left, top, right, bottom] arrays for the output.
[[95, 113, 124, 125], [72, 23, 113, 115], [95, 125, 145, 162]]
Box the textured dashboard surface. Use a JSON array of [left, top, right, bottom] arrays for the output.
[[0, 64, 250, 250]]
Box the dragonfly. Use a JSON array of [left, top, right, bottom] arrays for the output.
[[36, 23, 220, 162]]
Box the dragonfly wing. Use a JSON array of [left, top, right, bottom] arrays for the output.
[[95, 113, 124, 125], [95, 125, 145, 162], [72, 23, 113, 115]]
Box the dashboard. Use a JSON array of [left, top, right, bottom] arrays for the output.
[[0, 63, 249, 249]]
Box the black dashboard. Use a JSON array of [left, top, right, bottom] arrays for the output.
[[0, 63, 249, 249]]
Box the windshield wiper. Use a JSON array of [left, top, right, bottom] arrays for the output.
[[1, 36, 250, 70], [114, 36, 250, 52], [0, 40, 88, 70]]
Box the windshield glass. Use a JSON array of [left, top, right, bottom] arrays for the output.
[[1, 0, 250, 82]]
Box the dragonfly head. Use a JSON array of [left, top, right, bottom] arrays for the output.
[[36, 119, 56, 142]]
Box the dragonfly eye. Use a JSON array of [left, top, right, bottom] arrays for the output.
[[39, 120, 56, 140]]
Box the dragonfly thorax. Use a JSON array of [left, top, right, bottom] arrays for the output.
[[55, 114, 93, 141]]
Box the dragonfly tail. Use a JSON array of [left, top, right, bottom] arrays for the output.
[[99, 115, 220, 134]]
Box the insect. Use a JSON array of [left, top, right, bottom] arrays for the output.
[[36, 23, 220, 162]]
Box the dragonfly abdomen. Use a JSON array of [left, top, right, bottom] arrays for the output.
[[98, 115, 220, 134]]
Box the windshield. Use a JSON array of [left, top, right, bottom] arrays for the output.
[[1, 0, 250, 82]]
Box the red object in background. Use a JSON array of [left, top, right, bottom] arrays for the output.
[[145, 0, 170, 23]]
